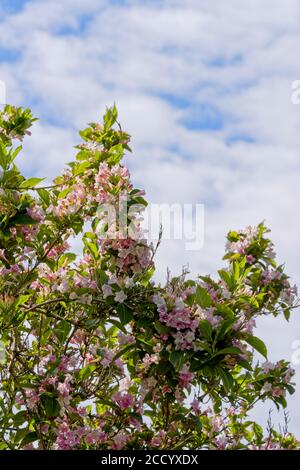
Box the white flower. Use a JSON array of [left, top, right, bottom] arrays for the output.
[[262, 382, 272, 393], [262, 361, 276, 374], [57, 279, 70, 294], [152, 294, 166, 308], [114, 291, 127, 303], [124, 277, 134, 288], [174, 298, 185, 310], [102, 284, 113, 298]]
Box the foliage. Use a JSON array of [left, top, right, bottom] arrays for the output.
[[0, 104, 299, 450]]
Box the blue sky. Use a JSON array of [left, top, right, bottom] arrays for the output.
[[1, 0, 300, 433]]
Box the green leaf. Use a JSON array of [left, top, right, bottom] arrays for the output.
[[42, 396, 60, 418], [108, 318, 127, 334], [107, 143, 124, 165], [213, 346, 243, 357], [117, 304, 133, 325], [154, 321, 170, 335], [86, 241, 99, 260], [37, 188, 50, 205], [103, 103, 118, 131], [218, 269, 233, 289], [236, 357, 253, 371], [113, 343, 136, 361], [169, 350, 185, 371], [73, 161, 91, 176], [253, 423, 263, 443], [283, 309, 290, 321], [216, 318, 235, 340], [13, 410, 28, 426], [20, 177, 45, 189], [14, 428, 29, 444], [243, 334, 268, 359], [217, 367, 234, 394], [58, 187, 72, 199], [233, 261, 240, 282], [11, 145, 22, 162], [10, 213, 38, 225], [78, 365, 97, 381], [20, 432, 38, 447], [14, 294, 30, 308], [199, 320, 212, 340], [195, 286, 212, 308], [136, 317, 153, 329], [139, 266, 155, 287]]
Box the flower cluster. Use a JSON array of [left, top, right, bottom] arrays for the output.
[[0, 104, 299, 450]]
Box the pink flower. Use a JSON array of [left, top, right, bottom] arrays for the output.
[[142, 353, 159, 369], [85, 430, 107, 445], [112, 391, 134, 409], [24, 388, 40, 409], [101, 348, 114, 368], [57, 378, 72, 397], [262, 361, 276, 374], [284, 367, 295, 383], [196, 307, 222, 327], [191, 398, 201, 413], [114, 358, 125, 374], [162, 385, 172, 394], [272, 386, 284, 398], [179, 365, 195, 389], [118, 332, 135, 346], [173, 330, 195, 350], [41, 424, 49, 434], [214, 436, 228, 449], [151, 430, 166, 448], [54, 420, 80, 450], [111, 431, 129, 450]]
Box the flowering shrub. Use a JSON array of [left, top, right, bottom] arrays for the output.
[[0, 104, 299, 450]]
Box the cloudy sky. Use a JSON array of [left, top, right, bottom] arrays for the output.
[[1, 0, 300, 433]]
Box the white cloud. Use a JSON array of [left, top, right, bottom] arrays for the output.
[[1, 0, 300, 433]]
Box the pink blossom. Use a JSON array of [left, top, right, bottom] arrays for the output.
[[173, 330, 195, 350], [179, 365, 195, 389], [41, 424, 49, 434], [118, 332, 135, 346], [111, 431, 129, 450], [262, 361, 276, 374], [85, 430, 107, 445], [191, 398, 201, 413], [151, 430, 166, 448], [142, 353, 159, 369], [101, 348, 114, 368], [272, 386, 284, 398], [57, 377, 72, 397], [114, 358, 125, 374], [24, 388, 40, 409], [246, 254, 255, 264], [112, 391, 134, 409]]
